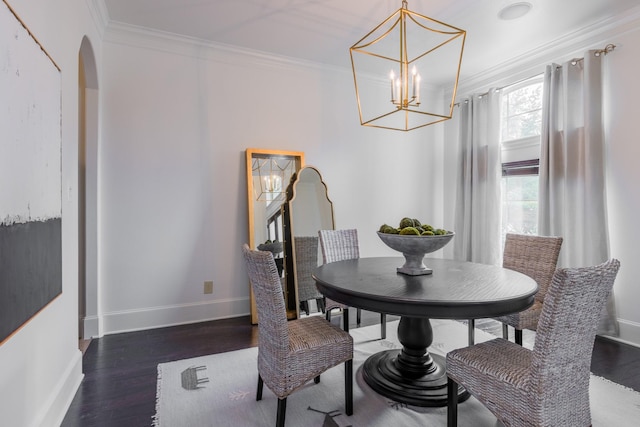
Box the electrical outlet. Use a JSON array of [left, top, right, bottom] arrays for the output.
[[204, 281, 213, 294]]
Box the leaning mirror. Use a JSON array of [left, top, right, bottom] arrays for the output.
[[283, 166, 335, 319], [246, 149, 304, 324]]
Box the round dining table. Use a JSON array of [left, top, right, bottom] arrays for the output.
[[313, 256, 537, 407]]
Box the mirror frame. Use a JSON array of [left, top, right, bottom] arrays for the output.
[[284, 166, 335, 319], [246, 148, 304, 324]]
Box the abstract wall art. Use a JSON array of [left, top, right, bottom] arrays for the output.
[[1, 0, 62, 344]]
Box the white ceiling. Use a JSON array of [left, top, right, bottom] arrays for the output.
[[101, 0, 639, 81]]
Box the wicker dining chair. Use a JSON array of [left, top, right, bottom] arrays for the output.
[[318, 229, 386, 339], [448, 258, 620, 427], [242, 244, 353, 427], [293, 236, 326, 315], [468, 233, 563, 346]]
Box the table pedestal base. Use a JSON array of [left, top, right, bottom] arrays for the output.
[[362, 316, 470, 407]]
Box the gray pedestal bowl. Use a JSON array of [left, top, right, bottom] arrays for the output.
[[377, 231, 455, 275]]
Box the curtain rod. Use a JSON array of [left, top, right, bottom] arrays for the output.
[[454, 43, 617, 106], [570, 43, 616, 65]]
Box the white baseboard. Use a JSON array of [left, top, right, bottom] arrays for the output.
[[601, 319, 640, 348], [34, 349, 84, 427], [96, 300, 640, 349], [101, 298, 250, 335], [82, 315, 100, 339]]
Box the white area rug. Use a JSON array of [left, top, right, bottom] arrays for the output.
[[154, 319, 640, 426]]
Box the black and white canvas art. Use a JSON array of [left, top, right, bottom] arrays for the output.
[[0, 0, 62, 344]]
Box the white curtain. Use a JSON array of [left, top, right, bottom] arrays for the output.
[[453, 89, 503, 266], [538, 51, 618, 335]]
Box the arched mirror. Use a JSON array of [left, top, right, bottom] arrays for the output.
[[283, 166, 335, 319], [246, 148, 304, 324]]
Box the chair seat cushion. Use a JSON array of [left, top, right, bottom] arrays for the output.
[[259, 316, 353, 398], [289, 316, 353, 353], [447, 338, 533, 423]]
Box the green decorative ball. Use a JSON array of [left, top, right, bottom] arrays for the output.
[[399, 227, 420, 236], [379, 224, 397, 234], [379, 218, 450, 237], [399, 217, 415, 229]]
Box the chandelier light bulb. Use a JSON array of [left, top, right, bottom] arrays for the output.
[[390, 70, 396, 102], [263, 175, 282, 192]]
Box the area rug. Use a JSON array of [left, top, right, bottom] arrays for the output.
[[154, 319, 640, 426]]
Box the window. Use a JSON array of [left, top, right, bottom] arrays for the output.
[[501, 78, 543, 142], [266, 210, 283, 243], [502, 160, 539, 238], [500, 77, 543, 242]]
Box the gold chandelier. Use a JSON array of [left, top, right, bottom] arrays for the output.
[[350, 0, 466, 131], [252, 156, 296, 202]]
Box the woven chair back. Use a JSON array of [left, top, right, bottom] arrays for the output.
[[502, 233, 563, 303], [529, 258, 620, 422], [242, 244, 289, 352], [294, 236, 323, 301], [318, 229, 360, 264]]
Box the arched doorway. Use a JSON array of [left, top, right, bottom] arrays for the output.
[[78, 36, 99, 345]]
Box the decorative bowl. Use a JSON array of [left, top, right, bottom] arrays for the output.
[[377, 231, 455, 275]]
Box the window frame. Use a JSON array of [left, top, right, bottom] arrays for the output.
[[502, 159, 539, 177], [266, 210, 283, 243]]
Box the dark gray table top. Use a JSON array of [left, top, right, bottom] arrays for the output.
[[313, 257, 538, 319]]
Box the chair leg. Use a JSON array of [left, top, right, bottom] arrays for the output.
[[300, 300, 309, 316], [356, 308, 361, 326], [345, 359, 353, 416], [326, 308, 332, 322], [515, 329, 523, 346], [276, 397, 287, 427], [380, 313, 387, 340], [502, 323, 509, 340], [468, 319, 475, 346], [257, 375, 264, 401], [447, 377, 458, 427], [314, 375, 320, 384], [316, 298, 325, 313], [343, 308, 349, 333]]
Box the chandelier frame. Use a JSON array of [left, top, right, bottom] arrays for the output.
[[350, 0, 466, 131]]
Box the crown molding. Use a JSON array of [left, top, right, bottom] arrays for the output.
[[91, 1, 640, 96], [85, 0, 109, 39], [455, 4, 640, 97], [102, 20, 350, 76]]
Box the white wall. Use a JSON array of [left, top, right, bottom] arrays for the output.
[[98, 27, 445, 334], [0, 0, 102, 426], [443, 8, 640, 346], [603, 23, 640, 346]]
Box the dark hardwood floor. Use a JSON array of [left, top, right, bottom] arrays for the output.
[[62, 316, 259, 427], [62, 311, 640, 427]]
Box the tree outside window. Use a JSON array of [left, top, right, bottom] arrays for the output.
[[501, 80, 543, 142]]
